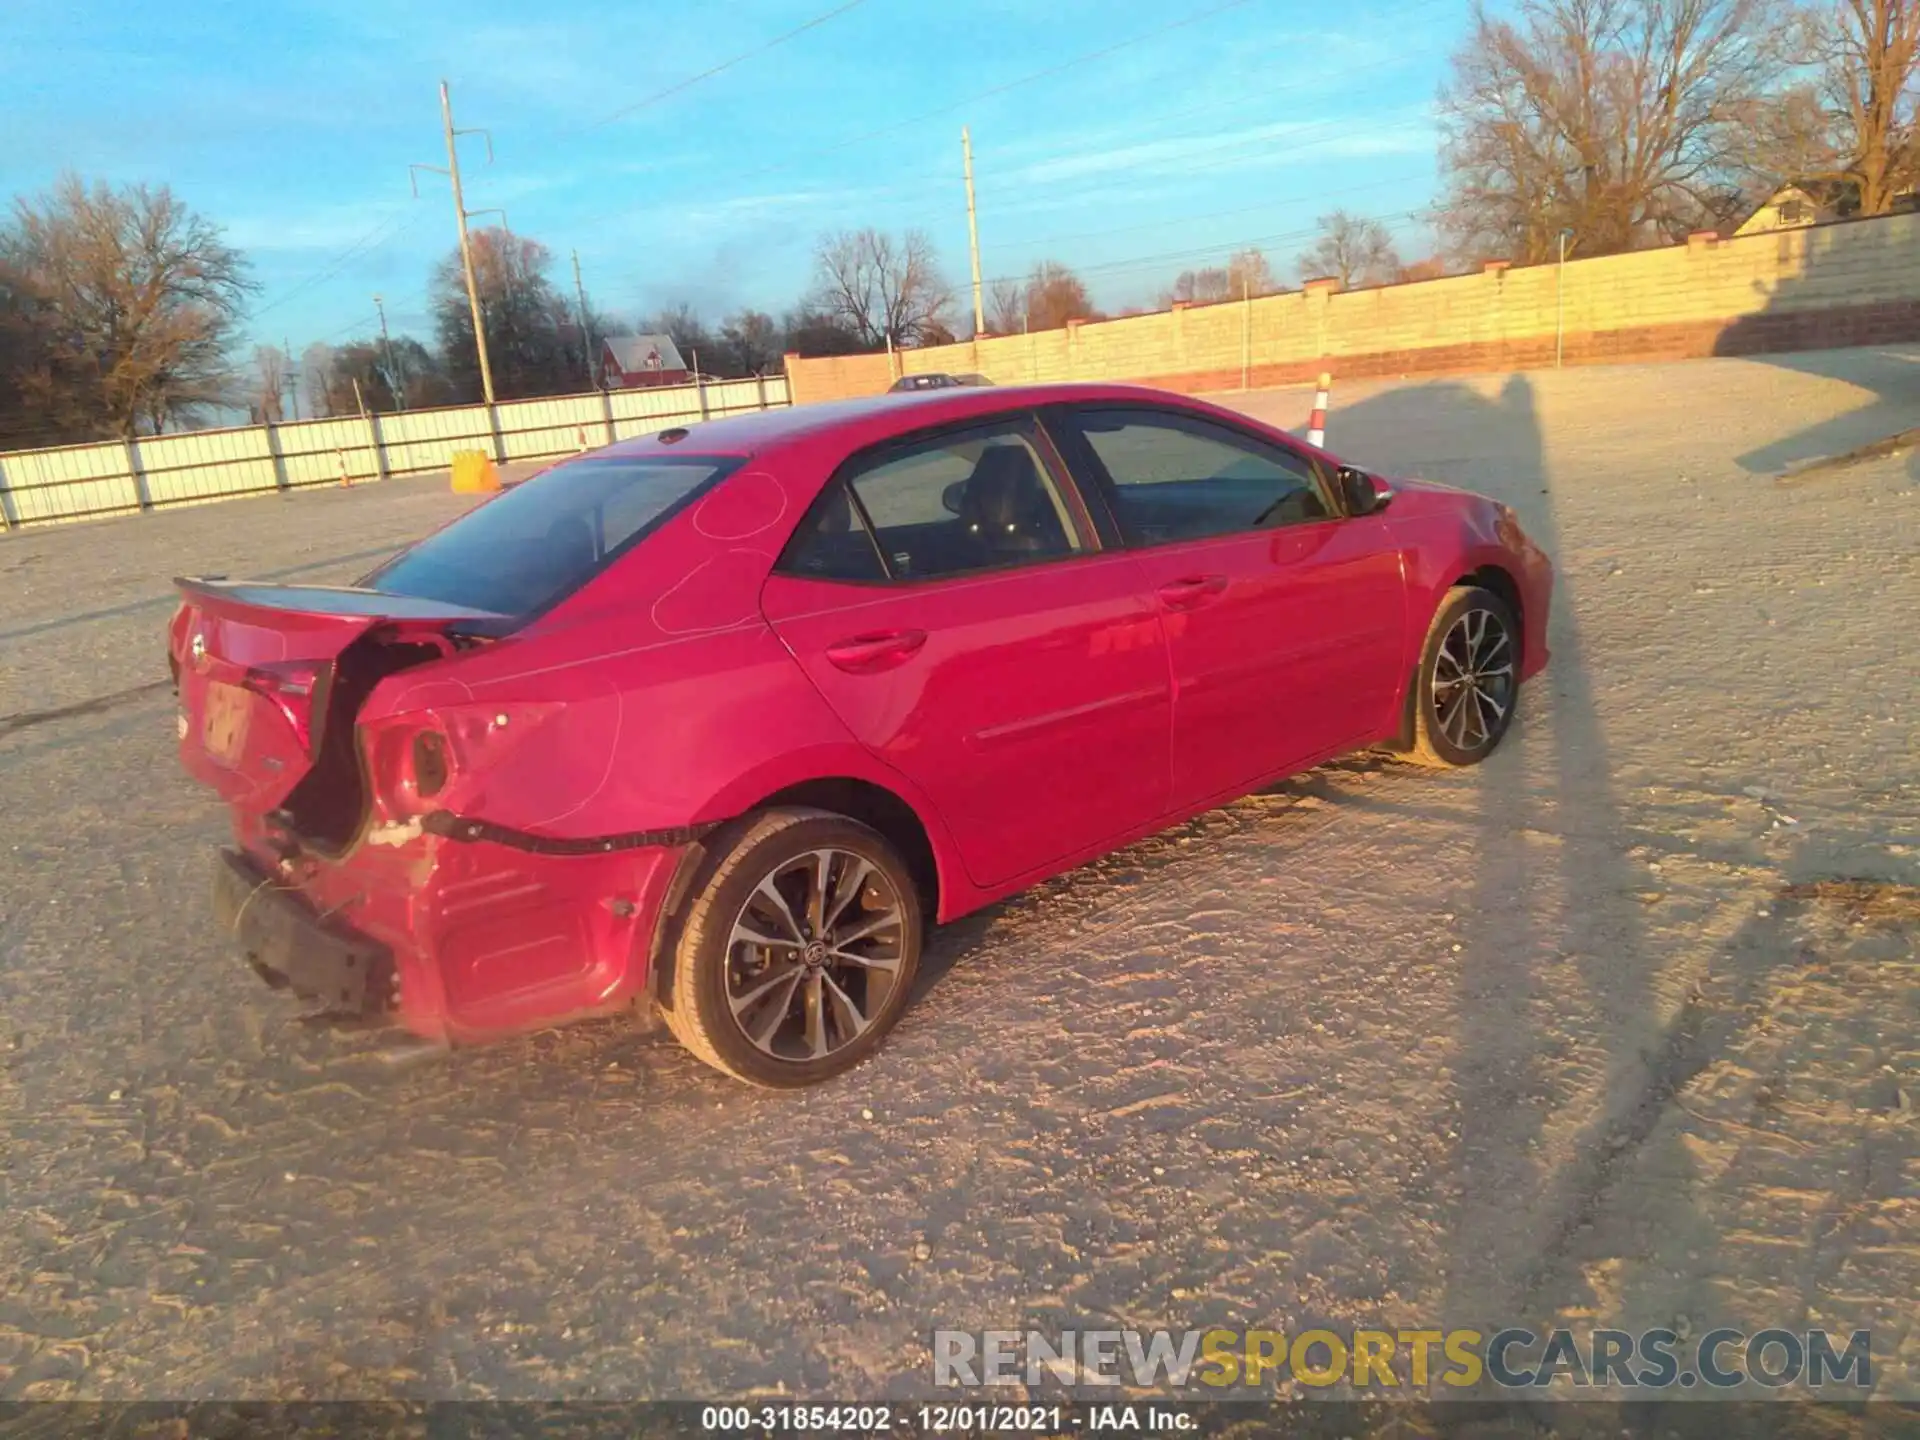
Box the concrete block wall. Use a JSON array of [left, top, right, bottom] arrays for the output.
[[783, 210, 1920, 403]]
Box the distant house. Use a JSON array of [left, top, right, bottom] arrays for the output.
[[1733, 184, 1837, 237], [602, 333, 690, 389]]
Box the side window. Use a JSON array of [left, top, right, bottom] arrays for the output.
[[1071, 409, 1328, 546], [844, 421, 1086, 581], [779, 479, 888, 582]]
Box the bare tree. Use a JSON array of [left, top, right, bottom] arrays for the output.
[[1023, 260, 1099, 330], [1434, 0, 1791, 264], [1396, 256, 1452, 283], [810, 228, 954, 347], [782, 306, 865, 356], [311, 341, 382, 415], [1296, 211, 1403, 286], [1166, 251, 1279, 304], [0, 273, 47, 447], [1227, 248, 1279, 296], [301, 342, 335, 418], [1763, 0, 1920, 215], [719, 309, 784, 375], [251, 344, 287, 424], [432, 228, 576, 401], [641, 303, 715, 372], [986, 276, 1026, 334], [0, 174, 253, 439], [1166, 266, 1234, 305], [1743, 85, 1847, 193]]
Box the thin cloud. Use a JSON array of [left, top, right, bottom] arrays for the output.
[[1008, 119, 1325, 186], [222, 202, 411, 254], [1000, 111, 1434, 191]]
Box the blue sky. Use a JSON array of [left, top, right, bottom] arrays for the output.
[[2, 0, 1465, 355]]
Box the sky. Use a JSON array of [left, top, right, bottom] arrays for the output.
[[1, 0, 1466, 358]]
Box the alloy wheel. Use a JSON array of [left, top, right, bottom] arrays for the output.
[[724, 848, 908, 1063], [1430, 606, 1516, 753]]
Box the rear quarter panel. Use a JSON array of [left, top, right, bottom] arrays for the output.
[[356, 448, 973, 904]]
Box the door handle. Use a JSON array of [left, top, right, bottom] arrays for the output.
[[1155, 574, 1228, 610], [824, 629, 928, 673]]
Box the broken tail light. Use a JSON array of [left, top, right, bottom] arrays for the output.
[[240, 659, 326, 755], [361, 703, 560, 824], [167, 603, 194, 691]]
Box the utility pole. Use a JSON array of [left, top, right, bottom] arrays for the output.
[[411, 81, 497, 406], [283, 339, 299, 421], [1555, 235, 1564, 370], [1240, 270, 1252, 391], [442, 80, 495, 406], [571, 250, 598, 388], [962, 127, 985, 337], [373, 294, 406, 411]]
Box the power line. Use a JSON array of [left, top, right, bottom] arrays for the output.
[[566, 0, 1263, 233], [655, 86, 1427, 214], [250, 212, 424, 324], [317, 311, 382, 344], [982, 172, 1427, 256], [567, 48, 1436, 245], [243, 11, 877, 336], [769, 0, 1263, 173], [585, 132, 1427, 304], [977, 207, 1429, 288], [570, 0, 873, 136], [571, 117, 1431, 313], [961, 0, 1452, 178], [587, 203, 1430, 315], [248, 1, 1439, 354]]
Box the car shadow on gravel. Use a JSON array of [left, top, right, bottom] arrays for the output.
[[1330, 375, 1735, 1393], [1321, 375, 1907, 1429]]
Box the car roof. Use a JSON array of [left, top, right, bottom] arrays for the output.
[[597, 382, 1213, 459]]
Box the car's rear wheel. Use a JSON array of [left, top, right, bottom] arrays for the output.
[[1401, 584, 1521, 768], [662, 807, 923, 1088]]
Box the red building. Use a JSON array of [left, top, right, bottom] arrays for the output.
[[601, 334, 691, 389]]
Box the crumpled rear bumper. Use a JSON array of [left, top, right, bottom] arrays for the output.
[[213, 819, 695, 1045], [211, 847, 396, 1014]]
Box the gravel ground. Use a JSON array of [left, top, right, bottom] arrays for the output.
[[1, 349, 1916, 1408]]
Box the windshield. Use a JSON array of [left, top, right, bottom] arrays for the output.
[[364, 453, 742, 616]]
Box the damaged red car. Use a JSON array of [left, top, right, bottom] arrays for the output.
[[170, 383, 1554, 1087]]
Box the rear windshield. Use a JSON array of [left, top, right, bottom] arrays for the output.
[[363, 454, 741, 616]]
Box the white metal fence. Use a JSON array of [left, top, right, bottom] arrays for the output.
[[0, 375, 792, 530]]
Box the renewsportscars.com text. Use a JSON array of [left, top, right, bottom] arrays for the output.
[[932, 1327, 1873, 1393]]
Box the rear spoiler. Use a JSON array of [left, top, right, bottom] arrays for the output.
[[173, 578, 517, 636]]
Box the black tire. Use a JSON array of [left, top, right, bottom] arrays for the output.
[[1401, 584, 1522, 768], [661, 806, 923, 1088]]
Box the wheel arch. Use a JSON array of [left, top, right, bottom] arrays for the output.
[[644, 763, 958, 1012], [1453, 563, 1524, 641]]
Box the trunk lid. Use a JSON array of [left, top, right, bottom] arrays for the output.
[[171, 578, 508, 815]]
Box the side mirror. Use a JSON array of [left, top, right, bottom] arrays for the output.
[[941, 480, 967, 515], [1337, 465, 1393, 516]]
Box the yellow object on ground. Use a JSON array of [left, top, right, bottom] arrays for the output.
[[449, 450, 500, 494]]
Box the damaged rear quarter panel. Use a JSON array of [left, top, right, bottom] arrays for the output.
[[354, 463, 883, 841]]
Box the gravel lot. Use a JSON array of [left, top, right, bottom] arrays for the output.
[[1, 349, 1917, 1410]]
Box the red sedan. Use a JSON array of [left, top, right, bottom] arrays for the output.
[[169, 383, 1553, 1087]]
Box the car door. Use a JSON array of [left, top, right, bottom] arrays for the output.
[[1049, 403, 1408, 811], [760, 414, 1172, 890]]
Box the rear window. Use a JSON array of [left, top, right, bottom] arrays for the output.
[[363, 454, 741, 616]]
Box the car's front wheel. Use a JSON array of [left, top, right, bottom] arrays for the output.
[[1401, 584, 1521, 768], [662, 807, 923, 1087]]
